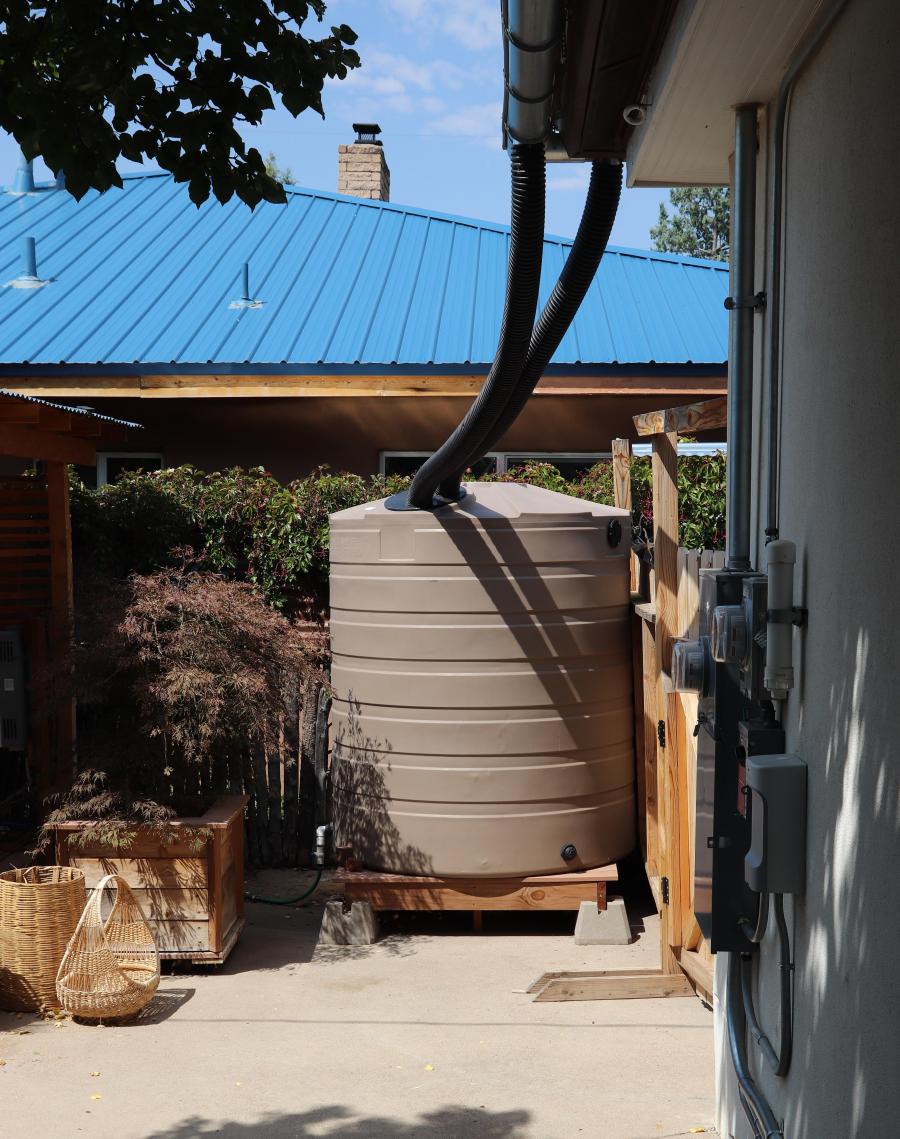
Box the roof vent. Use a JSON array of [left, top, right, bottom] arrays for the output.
[[8, 236, 48, 289], [229, 261, 263, 310], [12, 151, 35, 194], [353, 123, 383, 146]]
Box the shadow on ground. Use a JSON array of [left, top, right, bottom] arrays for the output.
[[143, 1105, 531, 1139]]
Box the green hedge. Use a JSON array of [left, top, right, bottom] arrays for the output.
[[71, 454, 725, 613]]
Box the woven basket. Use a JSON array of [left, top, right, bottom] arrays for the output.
[[0, 865, 87, 1013], [56, 873, 160, 1020]]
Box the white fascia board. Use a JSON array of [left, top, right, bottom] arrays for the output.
[[626, 0, 825, 187]]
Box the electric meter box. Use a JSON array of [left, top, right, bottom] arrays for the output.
[[745, 754, 807, 895]]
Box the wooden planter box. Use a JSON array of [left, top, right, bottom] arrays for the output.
[[53, 795, 248, 965]]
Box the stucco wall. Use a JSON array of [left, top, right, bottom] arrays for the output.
[[717, 1, 900, 1136]]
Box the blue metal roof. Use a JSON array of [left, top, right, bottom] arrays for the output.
[[0, 172, 729, 371]]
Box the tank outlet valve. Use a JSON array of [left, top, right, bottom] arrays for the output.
[[607, 519, 623, 547], [560, 843, 578, 862]]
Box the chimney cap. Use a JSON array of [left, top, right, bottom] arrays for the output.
[[352, 123, 383, 145]]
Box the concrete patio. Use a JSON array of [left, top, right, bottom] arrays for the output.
[[0, 870, 716, 1139]]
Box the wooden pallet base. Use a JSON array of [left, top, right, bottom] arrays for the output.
[[528, 967, 694, 1002], [334, 865, 619, 923]]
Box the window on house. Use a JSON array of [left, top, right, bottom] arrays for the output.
[[502, 453, 608, 479], [381, 452, 500, 478], [381, 452, 607, 480], [96, 452, 165, 486]]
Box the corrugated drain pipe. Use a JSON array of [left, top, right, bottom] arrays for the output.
[[397, 0, 563, 511]]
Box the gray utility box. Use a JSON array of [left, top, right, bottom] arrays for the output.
[[745, 754, 807, 895], [0, 629, 26, 751]]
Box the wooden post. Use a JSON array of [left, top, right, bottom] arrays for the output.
[[45, 461, 74, 796], [650, 431, 681, 973], [651, 432, 678, 674], [611, 438, 632, 511]]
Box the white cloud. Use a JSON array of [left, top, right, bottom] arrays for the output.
[[430, 100, 503, 148], [548, 169, 591, 192], [334, 48, 473, 118], [384, 0, 497, 52]]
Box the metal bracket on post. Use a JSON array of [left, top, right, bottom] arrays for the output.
[[724, 292, 766, 311], [766, 606, 807, 627]]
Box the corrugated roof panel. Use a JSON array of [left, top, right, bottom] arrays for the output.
[[326, 207, 403, 364], [397, 217, 456, 364], [434, 223, 481, 364], [0, 173, 729, 369], [360, 211, 430, 364], [470, 227, 506, 363]]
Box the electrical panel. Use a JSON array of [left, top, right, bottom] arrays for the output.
[[0, 630, 26, 752], [745, 754, 807, 895], [672, 569, 783, 951]]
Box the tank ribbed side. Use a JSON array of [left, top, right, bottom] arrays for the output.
[[329, 483, 635, 876]]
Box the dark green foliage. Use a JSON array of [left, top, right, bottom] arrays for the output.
[[71, 466, 409, 616], [71, 455, 725, 619], [651, 187, 730, 261], [494, 453, 725, 551], [0, 1, 359, 205]]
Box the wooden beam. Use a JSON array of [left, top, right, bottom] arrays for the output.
[[676, 947, 714, 1005], [611, 437, 632, 510], [633, 395, 728, 437], [532, 971, 694, 1002], [0, 425, 95, 464], [651, 431, 680, 974], [0, 373, 727, 401]]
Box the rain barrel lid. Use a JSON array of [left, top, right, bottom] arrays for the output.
[[330, 482, 630, 524]]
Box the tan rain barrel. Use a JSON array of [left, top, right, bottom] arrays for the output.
[[329, 482, 635, 877]]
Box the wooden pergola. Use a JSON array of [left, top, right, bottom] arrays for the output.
[[0, 390, 137, 803]]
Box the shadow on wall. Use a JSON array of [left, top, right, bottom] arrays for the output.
[[731, 618, 900, 1139], [787, 620, 900, 1139], [143, 1105, 532, 1138]]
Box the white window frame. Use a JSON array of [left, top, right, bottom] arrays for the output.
[[380, 451, 503, 475], [96, 451, 165, 486], [380, 450, 609, 476]]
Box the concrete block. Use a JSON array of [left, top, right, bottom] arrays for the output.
[[573, 897, 633, 945], [319, 899, 379, 946]]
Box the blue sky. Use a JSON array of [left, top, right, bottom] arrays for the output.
[[0, 0, 671, 248]]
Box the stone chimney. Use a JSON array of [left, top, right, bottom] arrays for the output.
[[338, 123, 390, 202]]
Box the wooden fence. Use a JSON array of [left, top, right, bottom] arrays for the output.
[[615, 395, 729, 1001]]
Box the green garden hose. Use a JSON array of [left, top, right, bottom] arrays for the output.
[[244, 866, 323, 905]]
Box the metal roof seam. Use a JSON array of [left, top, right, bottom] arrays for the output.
[[245, 195, 336, 363], [358, 210, 408, 364], [208, 190, 304, 361], [168, 192, 267, 362], [393, 214, 433, 365], [319, 202, 387, 364], [283, 197, 349, 362], [431, 222, 459, 365], [77, 182, 231, 362], [466, 227, 485, 365]]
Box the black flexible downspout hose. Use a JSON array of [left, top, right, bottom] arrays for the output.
[[403, 143, 546, 510], [437, 160, 622, 501]]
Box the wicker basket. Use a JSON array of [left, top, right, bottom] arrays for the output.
[[0, 865, 87, 1013], [56, 873, 160, 1020]]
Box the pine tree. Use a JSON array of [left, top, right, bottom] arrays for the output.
[[650, 187, 730, 261]]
